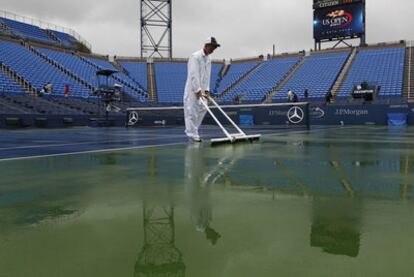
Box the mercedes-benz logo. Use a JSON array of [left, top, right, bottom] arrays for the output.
[[128, 111, 139, 125], [287, 106, 304, 124]]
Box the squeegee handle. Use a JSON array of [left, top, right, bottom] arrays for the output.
[[207, 96, 246, 136], [200, 98, 233, 140]]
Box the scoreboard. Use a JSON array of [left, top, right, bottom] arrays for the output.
[[313, 0, 365, 42]]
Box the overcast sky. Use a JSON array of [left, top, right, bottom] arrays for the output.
[[1, 0, 413, 59]]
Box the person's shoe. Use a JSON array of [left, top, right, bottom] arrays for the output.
[[189, 137, 202, 143]]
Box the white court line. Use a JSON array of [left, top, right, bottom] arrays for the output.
[[0, 134, 187, 151], [0, 142, 186, 162], [0, 127, 336, 162]]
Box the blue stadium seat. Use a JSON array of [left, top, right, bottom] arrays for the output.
[[216, 61, 259, 95], [82, 56, 148, 98], [221, 57, 301, 104], [273, 52, 350, 102], [337, 48, 405, 99], [155, 62, 187, 104], [48, 29, 78, 48], [0, 17, 56, 45], [35, 47, 148, 102], [0, 40, 90, 97], [118, 61, 148, 91], [0, 70, 25, 94]]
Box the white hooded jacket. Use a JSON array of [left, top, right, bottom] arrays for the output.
[[183, 49, 212, 139]]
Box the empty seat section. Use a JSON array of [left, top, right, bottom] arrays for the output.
[[222, 57, 301, 104], [118, 61, 148, 91], [0, 40, 90, 97], [36, 47, 146, 102], [48, 29, 78, 48], [0, 70, 25, 94], [273, 52, 350, 102], [0, 17, 55, 45], [155, 62, 187, 104], [85, 57, 148, 95], [337, 48, 405, 99], [216, 61, 259, 94]]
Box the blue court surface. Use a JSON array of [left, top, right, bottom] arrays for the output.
[[1, 125, 414, 277], [0, 125, 316, 161]]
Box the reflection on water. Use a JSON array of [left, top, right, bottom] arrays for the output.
[[311, 199, 362, 257], [135, 205, 185, 277], [0, 127, 414, 276], [185, 144, 221, 246]]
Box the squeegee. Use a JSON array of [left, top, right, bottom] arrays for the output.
[[200, 96, 261, 146]]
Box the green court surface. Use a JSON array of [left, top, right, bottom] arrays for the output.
[[1, 126, 414, 277]]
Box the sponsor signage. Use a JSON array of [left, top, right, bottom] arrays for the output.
[[334, 108, 369, 116], [313, 0, 362, 10], [352, 89, 375, 99], [314, 3, 364, 41]]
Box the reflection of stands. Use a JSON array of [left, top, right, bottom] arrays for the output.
[[311, 199, 361, 258]]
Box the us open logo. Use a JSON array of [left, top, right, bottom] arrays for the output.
[[323, 9, 353, 28]]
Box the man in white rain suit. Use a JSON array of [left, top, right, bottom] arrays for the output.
[[184, 37, 220, 142]]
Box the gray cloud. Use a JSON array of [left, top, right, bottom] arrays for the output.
[[1, 0, 413, 59]]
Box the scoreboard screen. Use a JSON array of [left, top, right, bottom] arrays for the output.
[[313, 2, 364, 41]]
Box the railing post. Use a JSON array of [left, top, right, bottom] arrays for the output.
[[409, 41, 412, 100]]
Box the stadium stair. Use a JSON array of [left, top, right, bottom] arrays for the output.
[[28, 46, 94, 91], [335, 47, 405, 100], [0, 21, 14, 37], [403, 45, 414, 102], [265, 56, 306, 103], [147, 61, 158, 102], [44, 30, 62, 46], [217, 61, 264, 100], [0, 61, 37, 94], [221, 63, 230, 78], [111, 61, 128, 75], [213, 63, 229, 93], [110, 60, 150, 99], [79, 55, 147, 98], [330, 47, 358, 102]]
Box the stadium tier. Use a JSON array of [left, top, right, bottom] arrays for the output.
[[0, 38, 409, 106], [336, 47, 405, 99], [215, 61, 260, 95], [273, 52, 350, 102], [155, 62, 187, 104], [0, 17, 88, 52], [221, 57, 302, 104], [0, 70, 25, 94], [155, 61, 224, 104], [0, 17, 411, 127], [0, 40, 90, 97], [34, 47, 148, 102], [0, 17, 56, 45], [82, 56, 148, 99], [48, 29, 78, 49], [118, 61, 148, 91]]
